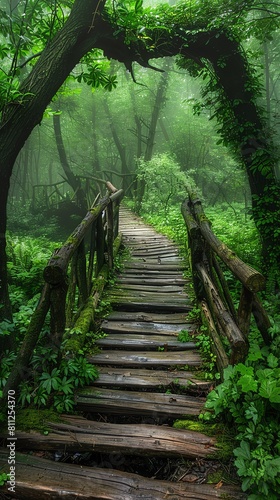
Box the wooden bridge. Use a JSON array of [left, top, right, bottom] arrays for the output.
[[1, 186, 269, 499]]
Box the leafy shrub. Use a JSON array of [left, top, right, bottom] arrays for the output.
[[205, 203, 261, 270], [137, 153, 193, 215], [201, 322, 280, 499], [6, 234, 60, 300], [13, 347, 99, 413]]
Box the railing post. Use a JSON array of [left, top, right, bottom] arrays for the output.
[[96, 211, 105, 276], [76, 240, 88, 303], [107, 201, 114, 270], [49, 280, 68, 350], [181, 199, 204, 300], [237, 286, 254, 338]]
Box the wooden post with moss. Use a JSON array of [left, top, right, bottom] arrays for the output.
[[182, 190, 268, 368]]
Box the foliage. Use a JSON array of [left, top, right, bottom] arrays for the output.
[[178, 329, 192, 343], [6, 234, 60, 301], [205, 203, 262, 270], [196, 326, 218, 380], [0, 1, 71, 117], [0, 473, 9, 486], [201, 321, 280, 499], [76, 51, 118, 91], [0, 345, 99, 413], [137, 153, 192, 215]]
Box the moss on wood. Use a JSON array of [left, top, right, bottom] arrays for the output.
[[173, 419, 234, 459]]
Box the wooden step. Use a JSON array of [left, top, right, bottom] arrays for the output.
[[113, 284, 185, 293], [123, 262, 185, 271], [89, 349, 202, 367], [12, 416, 218, 459], [129, 244, 178, 251], [116, 277, 187, 285], [101, 319, 192, 335], [94, 367, 211, 391], [109, 290, 189, 301], [0, 450, 245, 500], [106, 311, 190, 323], [109, 298, 191, 313], [75, 387, 205, 417], [95, 334, 196, 350], [118, 271, 187, 278]]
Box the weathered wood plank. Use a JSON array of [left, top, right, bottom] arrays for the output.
[[116, 277, 187, 285], [112, 284, 186, 293], [108, 287, 190, 296], [123, 262, 185, 271], [10, 417, 217, 459], [0, 450, 246, 500], [110, 298, 191, 313], [109, 290, 189, 300], [101, 319, 192, 335], [94, 367, 211, 390], [106, 311, 190, 323], [89, 350, 201, 367], [119, 271, 186, 278], [95, 334, 196, 350], [0, 451, 245, 500], [76, 387, 205, 417], [129, 244, 178, 251], [130, 251, 180, 257]]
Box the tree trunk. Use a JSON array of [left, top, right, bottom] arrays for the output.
[[53, 112, 87, 211], [103, 98, 131, 192], [0, 0, 106, 320], [136, 60, 171, 211]]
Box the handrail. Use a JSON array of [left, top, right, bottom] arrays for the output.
[[181, 192, 270, 372], [2, 183, 124, 397], [43, 185, 124, 349]]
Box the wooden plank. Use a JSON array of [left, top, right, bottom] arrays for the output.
[[119, 271, 186, 278], [95, 367, 211, 390], [114, 284, 185, 293], [0, 451, 246, 500], [76, 387, 205, 417], [131, 250, 179, 257], [11, 417, 218, 459], [89, 350, 202, 367], [106, 311, 190, 323], [129, 256, 181, 263], [101, 319, 192, 334], [109, 290, 189, 300], [109, 298, 191, 313], [116, 277, 187, 285], [129, 244, 178, 251], [123, 262, 185, 271], [95, 334, 196, 350]]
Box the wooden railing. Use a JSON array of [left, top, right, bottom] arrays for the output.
[[43, 182, 124, 349], [181, 192, 271, 373], [3, 183, 124, 396]]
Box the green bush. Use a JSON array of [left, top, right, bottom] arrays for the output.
[[201, 322, 280, 499]]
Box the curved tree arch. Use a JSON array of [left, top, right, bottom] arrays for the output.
[[0, 0, 279, 320]]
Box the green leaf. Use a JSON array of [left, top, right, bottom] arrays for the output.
[[238, 374, 258, 393], [234, 440, 251, 461], [259, 379, 280, 403]]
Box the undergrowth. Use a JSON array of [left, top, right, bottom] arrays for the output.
[[201, 322, 280, 500]]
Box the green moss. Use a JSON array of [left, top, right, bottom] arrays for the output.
[[15, 408, 63, 433], [207, 471, 224, 484], [173, 419, 234, 459]]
